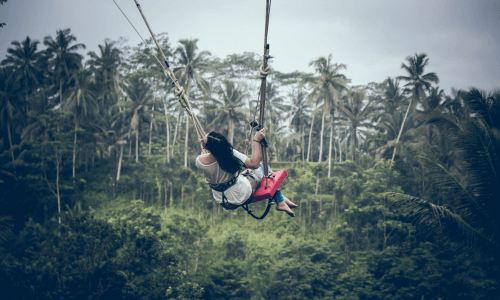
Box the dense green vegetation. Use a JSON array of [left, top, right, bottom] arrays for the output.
[[1, 29, 499, 299]]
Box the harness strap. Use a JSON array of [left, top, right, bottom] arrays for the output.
[[242, 198, 274, 220], [208, 170, 241, 210], [208, 176, 238, 192]]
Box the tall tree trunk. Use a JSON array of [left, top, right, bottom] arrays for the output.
[[149, 79, 158, 156], [334, 134, 337, 163], [286, 104, 295, 148], [164, 102, 170, 163], [184, 81, 192, 168], [301, 125, 305, 161], [307, 111, 315, 162], [352, 125, 357, 161], [391, 98, 412, 168], [148, 107, 153, 155], [135, 130, 139, 163], [117, 144, 124, 181], [338, 125, 342, 163], [115, 75, 123, 113], [318, 111, 325, 163], [328, 116, 333, 178], [56, 151, 61, 224], [345, 128, 348, 162]]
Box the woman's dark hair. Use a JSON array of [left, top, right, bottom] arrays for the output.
[[205, 132, 245, 174]]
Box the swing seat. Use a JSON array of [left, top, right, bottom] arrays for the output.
[[252, 170, 288, 202]]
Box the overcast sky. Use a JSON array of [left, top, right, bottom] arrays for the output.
[[1, 0, 499, 95]]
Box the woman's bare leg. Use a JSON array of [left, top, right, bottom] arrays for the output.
[[283, 195, 297, 208], [276, 201, 295, 217]]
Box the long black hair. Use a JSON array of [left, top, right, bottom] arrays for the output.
[[204, 132, 245, 174]]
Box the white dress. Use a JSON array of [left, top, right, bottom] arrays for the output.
[[195, 149, 252, 205]]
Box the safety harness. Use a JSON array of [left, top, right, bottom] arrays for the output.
[[208, 171, 275, 220]]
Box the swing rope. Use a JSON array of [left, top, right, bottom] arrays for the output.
[[244, 0, 272, 189], [259, 0, 272, 188], [114, 0, 274, 189], [112, 0, 206, 140]]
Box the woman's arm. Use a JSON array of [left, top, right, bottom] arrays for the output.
[[245, 128, 265, 169]]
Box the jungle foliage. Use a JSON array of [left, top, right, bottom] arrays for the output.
[[0, 29, 499, 299]]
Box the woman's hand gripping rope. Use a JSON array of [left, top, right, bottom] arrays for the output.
[[247, 128, 266, 147], [254, 128, 266, 143], [198, 133, 209, 155]]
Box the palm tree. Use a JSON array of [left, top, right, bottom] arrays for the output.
[[87, 39, 121, 109], [207, 80, 246, 145], [383, 77, 406, 116], [339, 89, 375, 162], [65, 69, 98, 184], [251, 82, 290, 160], [174, 39, 210, 168], [121, 75, 153, 163], [44, 28, 86, 109], [392, 53, 439, 166], [92, 120, 127, 194], [367, 77, 408, 161], [20, 87, 55, 146], [443, 88, 468, 124], [161, 83, 175, 163], [263, 82, 289, 132], [290, 90, 311, 161], [306, 103, 319, 162], [369, 110, 415, 161], [1, 36, 45, 117], [308, 54, 347, 169], [0, 67, 20, 165], [385, 88, 500, 262], [415, 86, 446, 144], [131, 33, 172, 74]]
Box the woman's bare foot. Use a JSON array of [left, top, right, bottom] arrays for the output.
[[276, 201, 295, 217], [283, 196, 298, 209]]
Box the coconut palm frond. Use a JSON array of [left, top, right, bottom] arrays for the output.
[[0, 215, 14, 242], [381, 192, 499, 257]]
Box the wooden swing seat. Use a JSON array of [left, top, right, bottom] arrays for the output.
[[251, 169, 288, 202]]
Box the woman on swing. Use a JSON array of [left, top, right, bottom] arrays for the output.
[[196, 128, 297, 217]]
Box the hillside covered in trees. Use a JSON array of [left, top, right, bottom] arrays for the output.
[[0, 28, 499, 299]]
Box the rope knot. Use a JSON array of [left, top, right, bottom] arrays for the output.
[[175, 86, 189, 108], [259, 64, 271, 79], [175, 86, 185, 98]]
